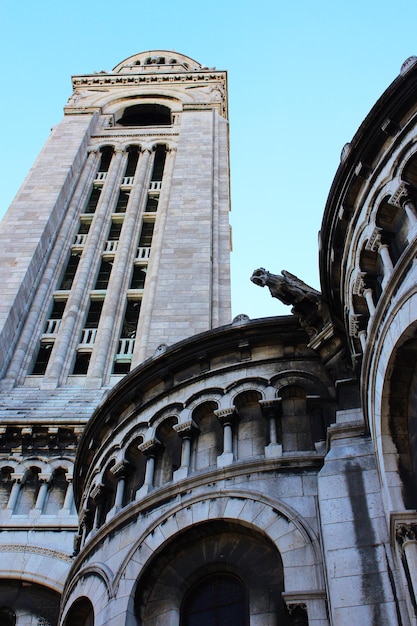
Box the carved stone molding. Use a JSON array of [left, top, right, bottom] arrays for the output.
[[0, 543, 73, 563]]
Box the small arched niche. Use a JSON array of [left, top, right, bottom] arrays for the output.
[[116, 104, 171, 127]]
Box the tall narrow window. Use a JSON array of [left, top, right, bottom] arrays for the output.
[[32, 343, 53, 375], [124, 146, 140, 178], [181, 574, 247, 626], [72, 301, 103, 375], [59, 253, 81, 290], [130, 266, 147, 290], [98, 146, 113, 173], [115, 190, 130, 213], [74, 220, 91, 244], [44, 300, 66, 335], [138, 222, 154, 247], [151, 146, 166, 181], [84, 187, 101, 214], [145, 194, 159, 212], [107, 221, 122, 241], [84, 301, 103, 329], [113, 300, 141, 374], [94, 260, 113, 290]]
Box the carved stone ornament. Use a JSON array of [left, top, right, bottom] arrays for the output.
[[251, 268, 330, 337], [396, 523, 417, 547]]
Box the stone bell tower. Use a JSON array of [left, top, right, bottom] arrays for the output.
[[0, 50, 231, 392]]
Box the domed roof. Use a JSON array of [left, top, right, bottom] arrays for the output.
[[112, 50, 204, 73]]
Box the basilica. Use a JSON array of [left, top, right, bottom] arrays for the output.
[[0, 50, 417, 625]]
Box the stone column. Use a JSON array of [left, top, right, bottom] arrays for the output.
[[6, 475, 23, 512], [366, 227, 393, 286], [106, 461, 131, 518], [87, 149, 152, 387], [136, 439, 161, 498], [349, 314, 367, 352], [33, 475, 49, 513], [43, 148, 127, 386], [90, 484, 104, 533], [389, 183, 417, 239], [396, 523, 417, 606], [60, 474, 74, 514], [173, 420, 199, 480], [3, 149, 100, 388], [215, 408, 239, 468], [260, 399, 282, 458], [353, 272, 375, 317], [133, 147, 177, 365]]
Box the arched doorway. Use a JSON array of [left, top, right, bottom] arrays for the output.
[[134, 520, 288, 625], [181, 572, 246, 625]]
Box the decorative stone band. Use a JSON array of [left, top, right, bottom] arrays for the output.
[[0, 544, 73, 563]]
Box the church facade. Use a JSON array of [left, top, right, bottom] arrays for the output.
[[0, 50, 417, 625]]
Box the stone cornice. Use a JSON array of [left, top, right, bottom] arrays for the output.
[[71, 71, 226, 90]]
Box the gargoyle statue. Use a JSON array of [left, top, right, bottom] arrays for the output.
[[250, 268, 330, 337]]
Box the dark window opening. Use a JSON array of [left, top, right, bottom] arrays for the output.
[[78, 221, 90, 235], [139, 222, 154, 247], [121, 301, 141, 338], [181, 573, 247, 626], [32, 343, 53, 374], [98, 147, 113, 173], [145, 194, 159, 212], [130, 266, 147, 290], [85, 187, 101, 214], [113, 361, 131, 374], [49, 300, 66, 320], [59, 253, 81, 290], [94, 260, 113, 290], [85, 301, 103, 328], [72, 352, 91, 375], [108, 222, 122, 240], [115, 190, 130, 213], [151, 147, 167, 181], [117, 104, 171, 127], [125, 147, 140, 177]]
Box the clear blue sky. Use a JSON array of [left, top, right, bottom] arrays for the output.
[[1, 0, 416, 318]]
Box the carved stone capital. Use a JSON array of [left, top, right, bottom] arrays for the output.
[[138, 438, 162, 457], [110, 461, 130, 478], [214, 407, 239, 426], [389, 183, 411, 208], [349, 314, 366, 338], [259, 398, 282, 419], [365, 227, 383, 252], [173, 420, 199, 438], [90, 483, 104, 501], [352, 272, 367, 297]]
